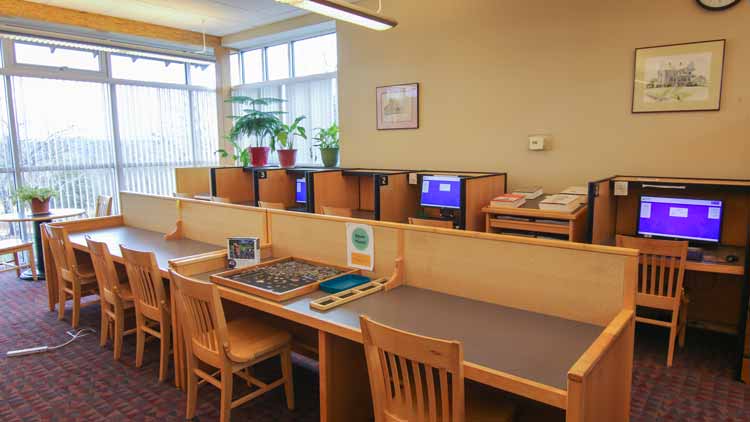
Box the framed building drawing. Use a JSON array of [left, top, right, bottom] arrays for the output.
[[632, 40, 725, 113], [376, 83, 419, 129]]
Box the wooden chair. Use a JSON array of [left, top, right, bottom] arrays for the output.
[[0, 239, 37, 280], [258, 201, 286, 210], [120, 245, 172, 382], [360, 316, 516, 422], [86, 237, 136, 361], [170, 270, 295, 422], [94, 195, 113, 217], [616, 235, 689, 367], [409, 217, 454, 229], [322, 206, 353, 217], [45, 224, 99, 328]]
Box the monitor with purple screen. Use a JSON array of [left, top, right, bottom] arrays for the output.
[[295, 178, 307, 203], [638, 196, 723, 243], [420, 175, 461, 209]]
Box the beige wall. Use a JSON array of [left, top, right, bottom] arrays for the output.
[[337, 0, 750, 192]]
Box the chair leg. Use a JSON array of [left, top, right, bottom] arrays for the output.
[[219, 367, 234, 422], [159, 322, 172, 382], [27, 247, 37, 281], [100, 309, 109, 347], [58, 284, 66, 321], [71, 283, 81, 329], [281, 347, 295, 411], [186, 358, 198, 420], [13, 251, 20, 277], [667, 322, 678, 368], [114, 309, 124, 361], [135, 317, 145, 368]]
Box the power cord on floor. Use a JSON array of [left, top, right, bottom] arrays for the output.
[[6, 328, 96, 357]]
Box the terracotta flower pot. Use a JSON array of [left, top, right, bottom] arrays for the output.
[[30, 198, 51, 215], [277, 149, 298, 168], [249, 146, 270, 167], [320, 148, 339, 167]]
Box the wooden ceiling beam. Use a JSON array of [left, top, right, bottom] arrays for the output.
[[0, 0, 222, 50]]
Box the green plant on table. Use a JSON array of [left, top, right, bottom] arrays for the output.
[[270, 115, 308, 151], [12, 186, 59, 202], [216, 96, 285, 166], [312, 123, 340, 149]]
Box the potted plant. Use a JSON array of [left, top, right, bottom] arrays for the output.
[[12, 186, 59, 215], [218, 96, 284, 167], [313, 123, 340, 167], [271, 115, 307, 168]]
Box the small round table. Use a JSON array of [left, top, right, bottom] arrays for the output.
[[0, 208, 86, 281]]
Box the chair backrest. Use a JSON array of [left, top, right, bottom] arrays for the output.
[[616, 235, 688, 310], [86, 237, 121, 306], [258, 201, 285, 210], [360, 316, 465, 422], [44, 224, 78, 281], [323, 206, 353, 218], [170, 270, 229, 368], [120, 245, 167, 321], [409, 217, 454, 229], [95, 195, 113, 217]]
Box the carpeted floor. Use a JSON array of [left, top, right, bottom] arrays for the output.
[[1, 272, 749, 421]]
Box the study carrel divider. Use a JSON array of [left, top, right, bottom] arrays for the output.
[[209, 166, 255, 205], [174, 166, 212, 197]]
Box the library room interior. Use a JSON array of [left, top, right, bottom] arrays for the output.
[[0, 0, 749, 421]]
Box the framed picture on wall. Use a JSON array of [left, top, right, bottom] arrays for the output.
[[376, 83, 419, 129], [632, 39, 725, 113]]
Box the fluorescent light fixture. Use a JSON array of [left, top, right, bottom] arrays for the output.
[[276, 0, 397, 31]]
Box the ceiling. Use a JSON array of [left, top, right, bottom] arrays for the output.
[[25, 0, 312, 36]]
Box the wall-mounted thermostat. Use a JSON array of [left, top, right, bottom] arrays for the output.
[[528, 135, 550, 151]]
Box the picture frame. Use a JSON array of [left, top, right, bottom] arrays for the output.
[[632, 39, 725, 113], [376, 83, 419, 129], [227, 237, 260, 269]]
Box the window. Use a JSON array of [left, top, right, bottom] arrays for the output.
[[14, 42, 100, 71], [231, 32, 339, 166], [241, 49, 263, 84], [111, 54, 187, 85], [266, 44, 290, 81], [293, 33, 337, 77], [189, 63, 216, 88]]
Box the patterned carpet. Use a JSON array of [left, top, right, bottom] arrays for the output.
[[1, 272, 749, 421]]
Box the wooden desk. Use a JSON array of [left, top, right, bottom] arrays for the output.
[[176, 256, 628, 421], [483, 197, 588, 242]]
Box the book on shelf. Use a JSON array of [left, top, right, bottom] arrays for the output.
[[560, 186, 588, 204], [512, 186, 544, 199], [539, 194, 581, 212], [490, 194, 526, 208]]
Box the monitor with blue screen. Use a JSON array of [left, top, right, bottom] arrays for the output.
[[295, 178, 307, 204], [420, 175, 461, 209], [637, 196, 723, 243]]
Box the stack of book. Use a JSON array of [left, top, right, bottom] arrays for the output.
[[512, 186, 544, 199], [560, 186, 588, 205], [539, 194, 581, 212], [490, 193, 526, 208]]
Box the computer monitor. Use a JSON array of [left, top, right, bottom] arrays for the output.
[[295, 177, 307, 204], [420, 175, 461, 209], [637, 196, 723, 244]]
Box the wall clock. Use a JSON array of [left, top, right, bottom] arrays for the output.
[[696, 0, 741, 10]]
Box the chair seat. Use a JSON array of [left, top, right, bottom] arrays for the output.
[[118, 284, 134, 302], [225, 318, 292, 363], [0, 239, 32, 253]]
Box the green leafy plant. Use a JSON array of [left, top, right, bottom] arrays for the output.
[[270, 115, 308, 151], [313, 123, 340, 149], [12, 186, 59, 202], [217, 96, 285, 166]]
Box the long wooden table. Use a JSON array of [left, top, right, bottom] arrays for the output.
[[175, 262, 614, 421]]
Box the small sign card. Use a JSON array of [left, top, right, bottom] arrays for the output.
[[346, 223, 374, 271], [227, 237, 260, 269]]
